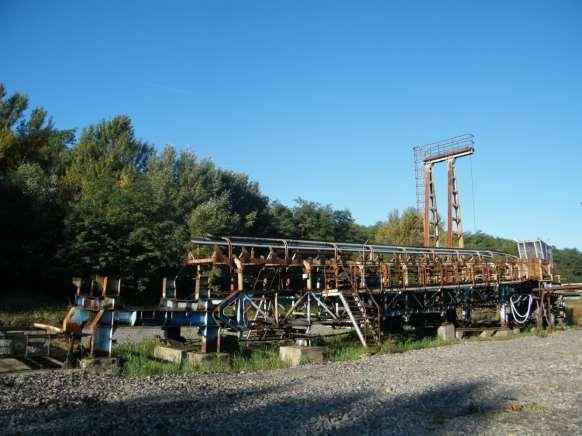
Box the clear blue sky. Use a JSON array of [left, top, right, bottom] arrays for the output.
[[2, 1, 581, 249]]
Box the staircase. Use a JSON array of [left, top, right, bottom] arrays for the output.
[[337, 291, 381, 348]]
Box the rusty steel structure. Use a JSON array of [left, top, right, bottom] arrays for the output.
[[54, 136, 578, 358], [414, 134, 475, 248], [61, 236, 573, 356]]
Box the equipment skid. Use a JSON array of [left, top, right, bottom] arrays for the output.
[[62, 236, 577, 356]]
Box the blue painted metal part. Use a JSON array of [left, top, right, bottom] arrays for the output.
[[166, 279, 177, 299], [100, 310, 137, 325], [70, 307, 91, 325], [67, 295, 224, 356], [93, 325, 114, 355]]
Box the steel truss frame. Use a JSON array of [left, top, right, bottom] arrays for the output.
[[62, 236, 571, 355]]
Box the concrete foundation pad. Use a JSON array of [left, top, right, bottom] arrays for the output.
[[154, 345, 187, 363], [455, 330, 465, 340], [480, 330, 495, 338], [154, 345, 229, 365], [0, 358, 33, 373], [494, 329, 513, 338], [437, 323, 456, 341], [79, 357, 120, 375], [279, 346, 324, 367], [186, 352, 229, 364]]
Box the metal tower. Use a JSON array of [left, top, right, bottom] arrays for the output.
[[413, 134, 475, 248]]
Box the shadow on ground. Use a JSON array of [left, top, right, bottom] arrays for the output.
[[0, 378, 514, 435]]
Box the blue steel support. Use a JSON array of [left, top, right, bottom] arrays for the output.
[[66, 302, 223, 356]]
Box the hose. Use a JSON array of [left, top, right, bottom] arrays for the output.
[[510, 294, 536, 324]]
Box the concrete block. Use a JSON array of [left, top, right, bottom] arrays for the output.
[[512, 327, 522, 335], [154, 345, 186, 364], [455, 330, 465, 340], [295, 339, 311, 347], [79, 357, 120, 375], [0, 358, 33, 374], [279, 346, 324, 367], [494, 329, 513, 338], [479, 330, 495, 338], [186, 352, 230, 364], [437, 323, 456, 341]]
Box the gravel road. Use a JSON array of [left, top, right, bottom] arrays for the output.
[[1, 329, 581, 435]]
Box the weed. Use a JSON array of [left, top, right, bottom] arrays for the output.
[[0, 307, 68, 328], [112, 324, 556, 378], [231, 348, 289, 372], [321, 334, 367, 361], [113, 340, 289, 378], [565, 299, 582, 326], [523, 401, 547, 415], [388, 336, 448, 353]]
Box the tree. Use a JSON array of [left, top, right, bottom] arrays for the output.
[[284, 198, 361, 242], [3, 81, 579, 302], [0, 83, 74, 294], [267, 201, 297, 238], [463, 231, 518, 256], [375, 208, 423, 246], [62, 116, 157, 295], [553, 248, 582, 283]]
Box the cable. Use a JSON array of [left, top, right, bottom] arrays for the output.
[[510, 294, 536, 324]]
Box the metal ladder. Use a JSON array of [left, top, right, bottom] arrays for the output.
[[337, 291, 381, 348]]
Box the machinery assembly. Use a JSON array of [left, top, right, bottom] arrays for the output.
[[59, 235, 573, 356], [4, 134, 580, 363]]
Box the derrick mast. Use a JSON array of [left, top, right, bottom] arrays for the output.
[[413, 134, 475, 248]]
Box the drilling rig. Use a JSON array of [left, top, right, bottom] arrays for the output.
[[414, 134, 474, 248]]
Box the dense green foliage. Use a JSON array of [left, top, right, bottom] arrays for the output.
[[1, 83, 580, 301], [375, 208, 423, 246], [0, 84, 367, 298], [463, 231, 519, 256], [553, 248, 582, 284]]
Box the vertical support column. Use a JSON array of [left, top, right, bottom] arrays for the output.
[[195, 265, 201, 300], [237, 263, 244, 291], [304, 261, 313, 291], [425, 163, 440, 247], [536, 288, 544, 330], [423, 164, 431, 247], [200, 326, 221, 353], [447, 159, 454, 248], [447, 158, 464, 249], [498, 285, 507, 327], [307, 292, 311, 324], [274, 292, 279, 326]]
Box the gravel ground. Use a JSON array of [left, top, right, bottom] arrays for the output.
[[1, 329, 582, 435], [112, 326, 200, 344]]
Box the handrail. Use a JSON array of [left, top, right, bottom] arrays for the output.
[[192, 235, 517, 259]]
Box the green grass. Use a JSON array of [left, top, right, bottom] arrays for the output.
[[230, 348, 290, 372], [0, 291, 69, 328], [566, 299, 582, 326], [113, 341, 185, 377], [321, 334, 368, 361], [112, 324, 559, 378], [0, 307, 68, 328], [523, 401, 548, 415], [113, 340, 290, 378], [386, 336, 448, 353], [319, 331, 451, 362]]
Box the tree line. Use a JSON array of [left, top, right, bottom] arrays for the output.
[[1, 83, 580, 301]]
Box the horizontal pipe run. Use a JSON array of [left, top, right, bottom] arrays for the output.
[[191, 236, 515, 259]]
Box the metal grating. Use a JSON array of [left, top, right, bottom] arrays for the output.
[[517, 240, 553, 261], [413, 134, 475, 212]]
